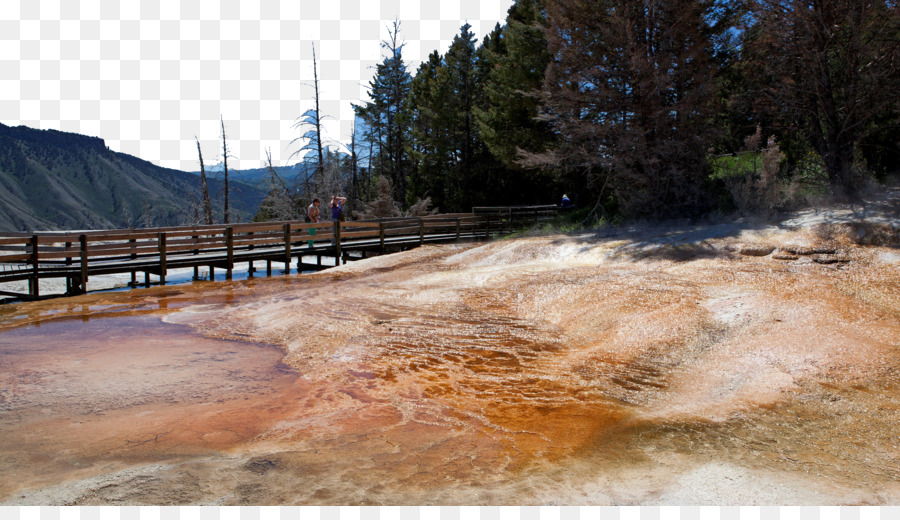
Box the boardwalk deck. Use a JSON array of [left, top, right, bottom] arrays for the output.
[[0, 207, 557, 301]]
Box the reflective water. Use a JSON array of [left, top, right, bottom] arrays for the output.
[[0, 231, 898, 504]]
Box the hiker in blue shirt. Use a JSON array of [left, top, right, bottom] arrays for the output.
[[331, 195, 347, 222]]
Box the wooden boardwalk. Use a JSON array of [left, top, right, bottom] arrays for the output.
[[0, 206, 558, 301]]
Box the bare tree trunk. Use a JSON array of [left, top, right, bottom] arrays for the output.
[[220, 115, 231, 224], [350, 123, 359, 203], [366, 140, 374, 201], [195, 137, 214, 225], [266, 147, 298, 217], [312, 44, 325, 188]]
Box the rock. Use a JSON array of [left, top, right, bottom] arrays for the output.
[[813, 255, 850, 265], [783, 246, 811, 255], [775, 245, 841, 259], [783, 246, 837, 255], [739, 245, 775, 257], [244, 457, 280, 475]]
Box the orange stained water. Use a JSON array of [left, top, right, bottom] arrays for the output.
[[0, 229, 899, 505], [0, 313, 311, 499]]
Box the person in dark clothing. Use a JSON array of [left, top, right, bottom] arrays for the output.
[[331, 195, 347, 222]]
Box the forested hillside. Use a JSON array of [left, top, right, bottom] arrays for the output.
[[276, 0, 900, 222], [5, 1, 897, 229], [0, 123, 264, 232]]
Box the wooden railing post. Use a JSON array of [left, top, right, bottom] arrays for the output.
[[379, 222, 386, 254], [79, 234, 88, 294], [334, 220, 342, 265], [65, 241, 72, 266], [485, 215, 491, 239], [191, 233, 199, 280], [283, 223, 292, 273], [29, 235, 39, 298], [130, 237, 137, 285], [225, 227, 234, 280], [419, 218, 425, 246], [456, 218, 461, 241], [158, 232, 167, 285]]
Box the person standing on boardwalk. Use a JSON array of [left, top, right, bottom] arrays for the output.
[[331, 195, 347, 222], [307, 198, 320, 247]]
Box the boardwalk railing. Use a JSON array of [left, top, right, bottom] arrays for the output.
[[473, 205, 559, 232], [0, 207, 558, 300]]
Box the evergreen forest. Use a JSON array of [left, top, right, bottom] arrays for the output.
[[258, 0, 900, 223]]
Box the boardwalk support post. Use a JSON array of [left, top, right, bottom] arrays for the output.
[[225, 227, 234, 280], [248, 231, 256, 276], [79, 234, 88, 294], [283, 223, 292, 273], [192, 233, 199, 280], [130, 238, 137, 285], [29, 235, 39, 298], [334, 221, 342, 265], [158, 232, 167, 285], [379, 222, 386, 254]]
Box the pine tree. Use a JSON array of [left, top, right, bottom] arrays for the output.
[[439, 23, 480, 208], [530, 0, 723, 218], [745, 0, 900, 196], [354, 20, 412, 206], [476, 1, 554, 168], [405, 51, 446, 209]]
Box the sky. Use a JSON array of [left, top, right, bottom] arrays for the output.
[[0, 0, 515, 170]]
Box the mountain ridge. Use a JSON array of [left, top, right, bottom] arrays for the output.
[[0, 123, 265, 232]]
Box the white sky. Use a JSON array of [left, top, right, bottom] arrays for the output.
[[0, 0, 515, 170]]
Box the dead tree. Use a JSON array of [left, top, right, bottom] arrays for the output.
[[289, 43, 327, 200], [220, 115, 231, 224], [195, 136, 214, 225], [311, 43, 324, 185], [258, 148, 301, 220], [349, 122, 360, 203]]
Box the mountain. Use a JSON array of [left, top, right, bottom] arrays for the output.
[[190, 161, 315, 190], [0, 123, 265, 232]]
